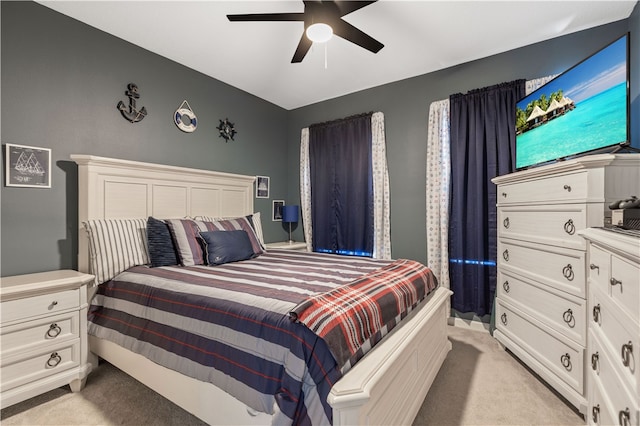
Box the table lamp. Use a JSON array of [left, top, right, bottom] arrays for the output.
[[282, 205, 299, 243]]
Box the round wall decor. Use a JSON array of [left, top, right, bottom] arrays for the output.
[[174, 100, 197, 132]]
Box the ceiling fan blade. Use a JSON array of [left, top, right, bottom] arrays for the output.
[[334, 1, 378, 16], [332, 19, 384, 53], [227, 13, 305, 22], [291, 34, 313, 63]]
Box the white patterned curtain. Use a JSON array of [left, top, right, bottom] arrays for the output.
[[371, 112, 391, 259], [299, 112, 391, 259], [300, 127, 312, 252], [426, 100, 451, 299]]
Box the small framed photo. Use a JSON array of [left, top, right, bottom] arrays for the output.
[[256, 175, 269, 198], [272, 200, 284, 221], [5, 143, 51, 188]]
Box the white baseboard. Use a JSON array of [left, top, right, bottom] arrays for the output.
[[448, 316, 491, 333]]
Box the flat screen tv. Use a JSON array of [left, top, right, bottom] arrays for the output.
[[515, 33, 630, 170]]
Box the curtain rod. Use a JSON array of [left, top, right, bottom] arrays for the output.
[[309, 111, 374, 129]]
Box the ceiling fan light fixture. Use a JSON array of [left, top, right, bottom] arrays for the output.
[[306, 23, 333, 43]]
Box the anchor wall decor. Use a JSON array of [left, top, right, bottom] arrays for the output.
[[117, 83, 147, 123]]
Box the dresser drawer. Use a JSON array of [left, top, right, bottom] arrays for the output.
[[1, 289, 80, 324], [0, 340, 80, 392], [589, 244, 640, 323], [498, 270, 586, 345], [498, 205, 589, 250], [496, 299, 583, 393], [589, 330, 639, 426], [589, 371, 620, 426], [498, 239, 586, 298], [497, 171, 589, 205], [590, 287, 639, 395], [0, 312, 79, 355]]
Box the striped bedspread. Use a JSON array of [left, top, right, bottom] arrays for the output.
[[87, 249, 436, 425]]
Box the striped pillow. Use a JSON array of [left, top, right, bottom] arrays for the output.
[[167, 217, 265, 266], [197, 212, 265, 249], [83, 219, 150, 284]]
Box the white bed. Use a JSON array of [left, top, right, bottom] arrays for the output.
[[72, 154, 452, 425]]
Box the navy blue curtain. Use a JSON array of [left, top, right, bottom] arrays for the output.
[[309, 113, 374, 256], [449, 80, 525, 316]]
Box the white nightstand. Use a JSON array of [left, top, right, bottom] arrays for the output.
[[265, 241, 308, 252], [0, 270, 94, 408]]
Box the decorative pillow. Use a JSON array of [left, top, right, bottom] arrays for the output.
[[199, 230, 255, 265], [146, 217, 179, 267], [167, 216, 264, 266], [165, 219, 206, 266], [197, 212, 265, 249], [83, 218, 149, 285]]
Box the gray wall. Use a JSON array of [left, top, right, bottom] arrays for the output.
[[287, 16, 635, 265], [2, 1, 637, 276], [1, 1, 289, 276]]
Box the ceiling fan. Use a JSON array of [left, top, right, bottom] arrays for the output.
[[227, 1, 384, 63]]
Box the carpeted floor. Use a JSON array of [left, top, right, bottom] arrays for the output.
[[1, 325, 584, 425]]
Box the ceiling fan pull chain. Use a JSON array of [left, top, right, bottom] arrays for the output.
[[325, 43, 328, 69]]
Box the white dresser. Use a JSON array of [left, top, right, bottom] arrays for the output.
[[579, 228, 639, 426], [0, 270, 94, 408], [492, 153, 640, 414]]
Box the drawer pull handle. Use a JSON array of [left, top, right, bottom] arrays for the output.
[[560, 353, 572, 370], [500, 313, 507, 326], [592, 404, 600, 424], [49, 300, 58, 310], [46, 352, 62, 368], [610, 277, 622, 286], [46, 323, 62, 338], [591, 352, 599, 371], [619, 408, 630, 426], [501, 192, 507, 198], [563, 219, 575, 235], [621, 341, 633, 367], [563, 184, 571, 192], [562, 309, 575, 327], [503, 217, 510, 229], [502, 281, 510, 293], [502, 250, 509, 262], [590, 263, 600, 272], [593, 304, 601, 323], [562, 264, 574, 281]]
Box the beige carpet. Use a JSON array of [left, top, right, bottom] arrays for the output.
[[1, 326, 584, 425]]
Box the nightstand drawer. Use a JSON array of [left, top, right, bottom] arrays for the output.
[[0, 340, 80, 392], [1, 289, 80, 324], [1, 312, 79, 355]]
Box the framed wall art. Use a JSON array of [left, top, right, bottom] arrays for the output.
[[256, 175, 269, 198], [272, 200, 284, 221], [4, 143, 51, 188]]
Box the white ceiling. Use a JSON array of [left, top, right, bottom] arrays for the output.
[[38, 1, 637, 110]]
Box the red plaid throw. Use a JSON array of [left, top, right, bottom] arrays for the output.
[[290, 259, 438, 369]]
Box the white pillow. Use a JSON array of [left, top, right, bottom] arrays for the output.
[[83, 219, 149, 285]]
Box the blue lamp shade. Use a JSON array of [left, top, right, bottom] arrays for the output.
[[282, 205, 299, 223]]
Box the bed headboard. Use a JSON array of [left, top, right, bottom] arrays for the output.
[[72, 155, 255, 274]]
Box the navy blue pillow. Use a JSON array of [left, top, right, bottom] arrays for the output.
[[199, 230, 256, 266], [147, 217, 179, 267]]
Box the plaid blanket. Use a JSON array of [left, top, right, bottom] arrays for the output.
[[290, 259, 438, 370]]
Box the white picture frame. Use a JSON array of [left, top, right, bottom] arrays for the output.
[[5, 143, 52, 188], [256, 175, 269, 198], [272, 200, 284, 221]]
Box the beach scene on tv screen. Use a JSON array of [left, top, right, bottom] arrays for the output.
[[516, 36, 627, 169]]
